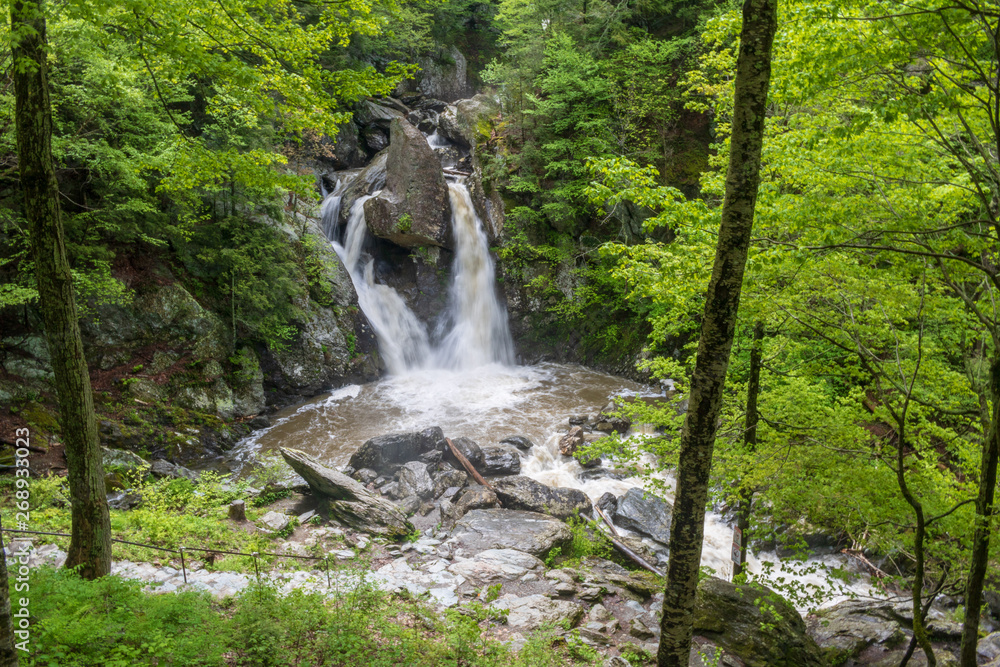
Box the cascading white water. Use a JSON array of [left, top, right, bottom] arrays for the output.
[[333, 197, 432, 374], [324, 177, 513, 374], [434, 182, 515, 369]]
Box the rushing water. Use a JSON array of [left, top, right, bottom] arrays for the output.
[[254, 152, 876, 609]]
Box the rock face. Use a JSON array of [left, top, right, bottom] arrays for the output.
[[480, 444, 521, 476], [614, 488, 673, 545], [500, 435, 535, 452], [349, 427, 444, 475], [280, 447, 413, 538], [446, 509, 572, 557], [694, 577, 825, 667], [491, 475, 593, 520], [364, 118, 452, 248], [394, 46, 472, 102], [488, 594, 584, 631], [437, 94, 498, 148]]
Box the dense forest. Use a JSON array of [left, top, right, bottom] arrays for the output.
[[0, 0, 999, 664]]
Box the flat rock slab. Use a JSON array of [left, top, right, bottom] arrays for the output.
[[488, 594, 584, 631], [447, 549, 544, 586], [281, 447, 413, 538], [446, 509, 572, 557]]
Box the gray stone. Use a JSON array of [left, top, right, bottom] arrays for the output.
[[349, 427, 444, 475], [630, 615, 658, 640], [395, 46, 472, 102], [446, 509, 572, 558], [695, 577, 824, 667], [480, 444, 521, 476], [447, 549, 544, 586], [149, 459, 200, 482], [615, 488, 672, 545], [280, 447, 413, 538], [491, 475, 593, 520], [353, 468, 379, 485], [596, 492, 618, 517], [488, 594, 584, 631], [397, 461, 434, 500], [432, 468, 468, 498], [364, 118, 452, 248], [441, 484, 499, 525], [443, 436, 484, 472], [499, 435, 535, 452], [979, 632, 1000, 662], [258, 511, 291, 533], [399, 495, 422, 515], [588, 604, 614, 624]]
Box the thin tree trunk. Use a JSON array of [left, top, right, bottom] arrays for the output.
[[735, 321, 764, 578], [960, 357, 1000, 666], [0, 517, 19, 667], [11, 0, 111, 579], [656, 0, 777, 662], [896, 434, 935, 666]]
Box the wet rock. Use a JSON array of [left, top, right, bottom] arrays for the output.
[[980, 632, 1000, 662], [488, 594, 584, 631], [446, 509, 572, 558], [442, 436, 484, 471], [447, 549, 545, 586], [579, 467, 627, 482], [594, 415, 631, 434], [491, 475, 592, 520], [353, 468, 379, 485], [695, 577, 824, 667], [441, 484, 499, 525], [364, 118, 452, 248], [615, 488, 673, 545], [338, 152, 388, 225], [398, 495, 422, 515], [361, 125, 389, 153], [149, 459, 200, 482], [630, 615, 658, 640], [107, 491, 143, 510], [397, 461, 434, 500], [348, 427, 444, 475], [432, 468, 468, 498], [596, 492, 618, 517], [280, 447, 413, 538], [559, 426, 585, 456], [480, 444, 521, 476], [419, 449, 443, 467], [500, 435, 535, 452]]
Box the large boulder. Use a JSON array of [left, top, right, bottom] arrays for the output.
[[447, 549, 545, 587], [338, 152, 388, 227], [441, 484, 499, 526], [395, 46, 472, 102], [432, 468, 468, 498], [396, 461, 434, 500], [437, 94, 498, 149], [280, 447, 413, 538], [488, 594, 584, 631], [446, 509, 572, 558], [442, 436, 484, 472], [614, 488, 673, 545], [694, 577, 825, 667], [806, 600, 906, 664], [480, 444, 521, 476], [364, 118, 452, 248], [348, 427, 444, 475], [500, 435, 535, 452], [491, 475, 593, 520]]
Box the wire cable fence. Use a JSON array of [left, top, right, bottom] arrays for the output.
[[0, 527, 338, 587]]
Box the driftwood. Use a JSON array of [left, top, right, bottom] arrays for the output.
[[443, 168, 471, 177], [595, 505, 663, 577], [445, 438, 495, 492]]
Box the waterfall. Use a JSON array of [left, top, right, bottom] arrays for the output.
[[323, 178, 514, 374], [319, 179, 344, 240], [434, 181, 514, 368], [333, 197, 432, 374]]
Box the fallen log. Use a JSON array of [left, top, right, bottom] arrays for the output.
[[445, 438, 495, 491], [595, 505, 663, 577]]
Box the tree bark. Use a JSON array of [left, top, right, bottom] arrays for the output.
[[655, 0, 777, 663], [960, 357, 1000, 666], [734, 321, 764, 578], [0, 518, 19, 667], [11, 0, 111, 579]]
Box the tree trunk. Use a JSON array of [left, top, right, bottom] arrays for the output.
[[655, 0, 777, 663], [960, 357, 1000, 666], [11, 0, 111, 579], [734, 321, 764, 578], [0, 517, 19, 667]]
